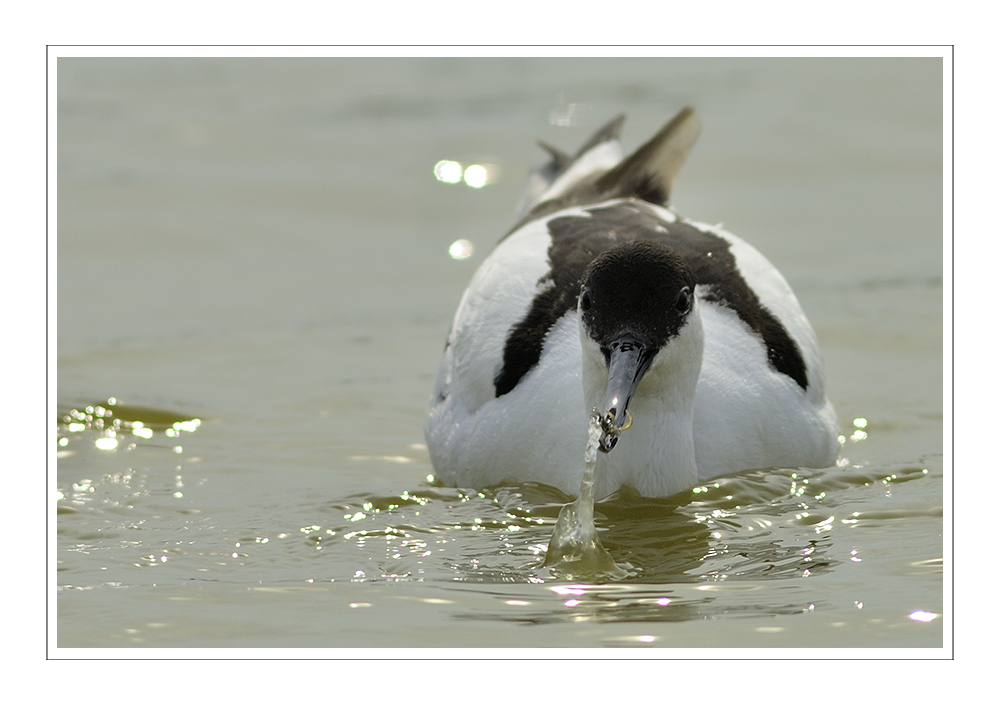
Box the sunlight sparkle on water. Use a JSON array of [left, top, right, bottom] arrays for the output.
[[433, 160, 463, 183], [59, 401, 202, 453], [449, 239, 474, 260], [174, 419, 201, 433], [909, 610, 938, 622], [434, 160, 496, 188], [463, 164, 488, 188]]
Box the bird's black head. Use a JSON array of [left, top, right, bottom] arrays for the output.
[[579, 239, 696, 451]]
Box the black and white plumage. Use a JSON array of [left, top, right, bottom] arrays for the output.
[[425, 108, 838, 499]]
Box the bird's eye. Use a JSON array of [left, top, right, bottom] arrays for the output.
[[580, 292, 592, 312], [675, 287, 691, 313]]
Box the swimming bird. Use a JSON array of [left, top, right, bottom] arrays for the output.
[[425, 107, 838, 499]]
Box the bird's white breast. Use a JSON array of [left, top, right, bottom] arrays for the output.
[[426, 109, 838, 498]]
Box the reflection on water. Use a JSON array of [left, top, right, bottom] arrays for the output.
[[454, 581, 817, 629], [58, 400, 935, 596], [56, 397, 942, 646], [304, 460, 937, 589]]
